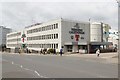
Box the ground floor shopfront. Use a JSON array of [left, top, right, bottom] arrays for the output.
[[64, 42, 88, 53], [63, 42, 113, 54], [7, 41, 113, 54]]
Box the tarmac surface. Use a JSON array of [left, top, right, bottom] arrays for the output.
[[1, 52, 118, 78]]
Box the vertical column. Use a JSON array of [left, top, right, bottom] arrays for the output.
[[101, 22, 103, 42], [64, 46, 67, 53], [88, 19, 91, 54], [87, 44, 90, 54], [72, 45, 78, 52], [72, 42, 78, 52]]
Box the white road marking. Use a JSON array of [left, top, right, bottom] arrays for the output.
[[23, 68, 31, 71], [11, 61, 48, 78], [3, 57, 109, 78], [12, 61, 14, 64], [34, 70, 48, 78], [20, 65, 23, 68], [34, 71, 40, 77]]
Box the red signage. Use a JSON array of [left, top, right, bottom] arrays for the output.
[[75, 33, 79, 41]]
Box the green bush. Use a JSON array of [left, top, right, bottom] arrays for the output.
[[47, 48, 54, 54]]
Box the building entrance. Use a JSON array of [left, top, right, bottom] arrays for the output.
[[66, 45, 72, 52], [65, 45, 87, 53]]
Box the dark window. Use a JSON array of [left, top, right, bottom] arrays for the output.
[[54, 24, 56, 29], [56, 34, 58, 39], [56, 23, 58, 28], [54, 34, 56, 39]]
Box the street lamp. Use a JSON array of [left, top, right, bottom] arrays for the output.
[[87, 18, 91, 54]]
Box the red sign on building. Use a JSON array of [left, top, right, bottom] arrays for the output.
[[75, 33, 79, 41]]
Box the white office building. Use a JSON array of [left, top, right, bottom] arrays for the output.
[[108, 29, 118, 48], [7, 19, 112, 53]]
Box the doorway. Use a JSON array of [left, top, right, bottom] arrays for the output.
[[66, 45, 72, 52]]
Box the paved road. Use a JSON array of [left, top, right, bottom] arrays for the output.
[[2, 53, 118, 78]]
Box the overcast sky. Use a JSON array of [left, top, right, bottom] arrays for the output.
[[0, 0, 118, 31]]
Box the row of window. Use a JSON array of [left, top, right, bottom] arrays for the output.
[[7, 33, 58, 42], [7, 43, 58, 49], [27, 23, 58, 34], [7, 44, 21, 47], [7, 38, 21, 42], [7, 32, 21, 38], [27, 43, 58, 49], [27, 33, 58, 40]]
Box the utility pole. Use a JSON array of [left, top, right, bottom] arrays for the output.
[[17, 32, 18, 48], [87, 18, 91, 54]]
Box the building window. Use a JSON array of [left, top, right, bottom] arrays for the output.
[[50, 34, 52, 39], [56, 34, 58, 39], [52, 44, 53, 48], [42, 27, 44, 31], [52, 34, 53, 39], [39, 28, 41, 32], [42, 35, 43, 39], [51, 25, 53, 29], [81, 37, 84, 39], [27, 33, 58, 41], [43, 35, 45, 39], [56, 23, 58, 29], [39, 36, 41, 40], [54, 44, 55, 48], [56, 44, 58, 49], [49, 25, 51, 30], [71, 35, 74, 39], [54, 34, 55, 39], [54, 24, 56, 29], [36, 29, 38, 32]]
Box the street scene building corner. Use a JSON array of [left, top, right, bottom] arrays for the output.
[[0, 1, 119, 78], [4, 18, 118, 54]]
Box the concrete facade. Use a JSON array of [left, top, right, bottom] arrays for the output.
[[90, 22, 110, 42], [0, 26, 11, 46], [6, 19, 111, 53], [108, 29, 118, 48]]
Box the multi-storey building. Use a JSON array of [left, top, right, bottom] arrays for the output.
[[0, 26, 12, 46], [90, 22, 110, 42], [108, 29, 118, 48], [7, 19, 112, 53]]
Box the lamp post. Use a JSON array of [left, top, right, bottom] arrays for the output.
[[87, 18, 91, 54]]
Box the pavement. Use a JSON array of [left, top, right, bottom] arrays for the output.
[[2, 52, 118, 64], [65, 52, 118, 64], [1, 52, 118, 78]]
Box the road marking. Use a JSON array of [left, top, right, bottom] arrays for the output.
[[20, 65, 23, 68], [2, 59, 48, 78], [34, 71, 40, 77], [11, 60, 48, 78], [12, 61, 14, 64], [34, 70, 48, 78], [23, 68, 31, 71]]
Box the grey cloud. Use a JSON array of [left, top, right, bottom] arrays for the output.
[[1, 2, 118, 30]]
